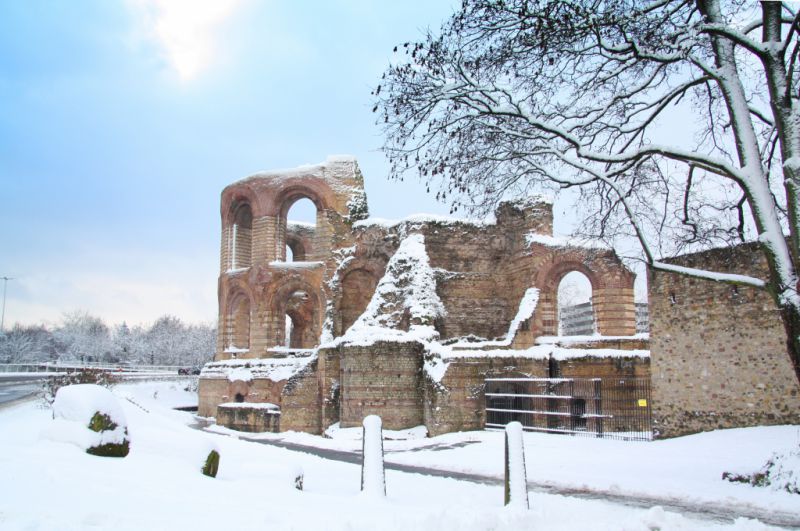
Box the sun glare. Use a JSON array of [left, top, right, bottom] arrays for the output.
[[129, 0, 243, 81]]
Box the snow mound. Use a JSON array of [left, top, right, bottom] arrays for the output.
[[44, 384, 129, 454], [325, 422, 427, 441], [53, 384, 127, 430]]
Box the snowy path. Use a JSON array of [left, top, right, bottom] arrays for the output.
[[206, 428, 800, 529], [2, 383, 796, 530]]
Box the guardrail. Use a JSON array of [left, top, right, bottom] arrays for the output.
[[0, 363, 185, 374]]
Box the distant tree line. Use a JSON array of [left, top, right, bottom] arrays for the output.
[[0, 311, 216, 367]]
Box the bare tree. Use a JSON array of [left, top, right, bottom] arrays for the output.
[[376, 0, 800, 383], [53, 311, 112, 363]]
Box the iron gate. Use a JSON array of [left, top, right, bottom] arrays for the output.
[[484, 377, 652, 441]]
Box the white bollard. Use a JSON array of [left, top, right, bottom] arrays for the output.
[[361, 415, 386, 497], [504, 421, 529, 509]]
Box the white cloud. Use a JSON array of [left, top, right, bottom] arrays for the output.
[[128, 0, 245, 81]]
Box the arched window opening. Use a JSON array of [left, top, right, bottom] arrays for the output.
[[285, 235, 306, 262], [234, 392, 245, 403], [557, 271, 595, 336], [283, 197, 317, 261], [338, 269, 378, 335], [230, 202, 253, 270], [284, 314, 294, 347], [284, 290, 313, 348], [227, 295, 250, 351]]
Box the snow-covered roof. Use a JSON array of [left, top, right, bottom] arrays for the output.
[[234, 155, 358, 184]]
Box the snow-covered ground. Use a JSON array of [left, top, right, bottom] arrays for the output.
[[0, 381, 796, 530]]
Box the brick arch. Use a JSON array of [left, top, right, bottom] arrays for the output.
[[224, 285, 253, 351], [272, 183, 336, 262], [337, 264, 383, 336], [221, 185, 262, 225], [533, 250, 636, 337], [265, 279, 324, 349], [539, 260, 602, 292], [228, 379, 250, 403], [224, 200, 253, 269]]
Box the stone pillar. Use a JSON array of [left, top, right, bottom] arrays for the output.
[[252, 216, 277, 265], [593, 287, 636, 336]]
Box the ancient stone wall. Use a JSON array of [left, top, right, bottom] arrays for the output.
[[201, 157, 643, 436], [424, 357, 549, 436], [648, 243, 800, 438], [197, 376, 286, 418], [216, 404, 280, 433], [339, 341, 425, 430], [423, 354, 650, 436], [279, 360, 322, 433]]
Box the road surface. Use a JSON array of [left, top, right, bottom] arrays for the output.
[[0, 378, 42, 405]]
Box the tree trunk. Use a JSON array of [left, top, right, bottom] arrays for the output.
[[781, 303, 800, 385]]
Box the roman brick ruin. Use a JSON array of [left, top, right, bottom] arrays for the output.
[[198, 156, 799, 438], [198, 156, 651, 436]]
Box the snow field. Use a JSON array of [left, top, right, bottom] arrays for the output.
[[0, 381, 793, 530]]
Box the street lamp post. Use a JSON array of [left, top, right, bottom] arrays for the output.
[[1, 276, 14, 333]]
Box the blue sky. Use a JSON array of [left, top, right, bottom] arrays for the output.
[[0, 0, 468, 327], [1, 0, 603, 328]]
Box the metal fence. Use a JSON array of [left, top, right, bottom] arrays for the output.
[[485, 377, 652, 441]]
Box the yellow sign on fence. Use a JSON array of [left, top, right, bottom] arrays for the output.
[[638, 399, 648, 407]]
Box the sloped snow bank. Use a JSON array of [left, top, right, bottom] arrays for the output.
[[348, 233, 443, 335]]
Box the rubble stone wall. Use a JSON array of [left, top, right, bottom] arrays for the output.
[[648, 244, 800, 438]]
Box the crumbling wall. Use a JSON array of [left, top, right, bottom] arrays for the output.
[[280, 359, 322, 433]]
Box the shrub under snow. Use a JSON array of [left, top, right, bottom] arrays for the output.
[[724, 446, 800, 495], [49, 384, 130, 457]]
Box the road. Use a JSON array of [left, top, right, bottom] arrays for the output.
[[0, 378, 42, 405]]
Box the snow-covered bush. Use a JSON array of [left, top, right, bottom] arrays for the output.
[[723, 446, 800, 495], [41, 369, 118, 407], [504, 421, 529, 509], [361, 415, 386, 497], [50, 384, 129, 458]]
